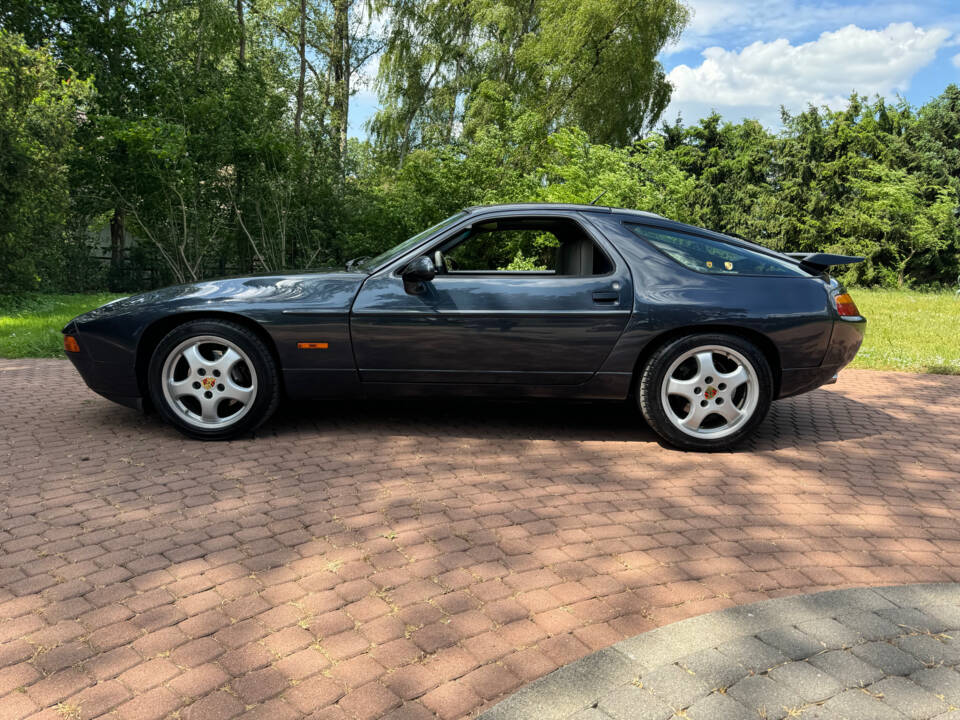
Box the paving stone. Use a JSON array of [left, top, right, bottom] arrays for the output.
[[569, 710, 611, 720], [769, 661, 843, 702], [920, 605, 960, 629], [869, 677, 949, 720], [683, 691, 753, 720], [836, 612, 903, 642], [851, 642, 925, 677], [638, 663, 710, 709], [794, 706, 843, 719], [809, 649, 885, 688], [717, 636, 789, 674], [797, 618, 864, 650], [895, 635, 960, 666], [942, 634, 960, 663], [8, 360, 960, 720], [597, 685, 673, 720], [877, 586, 960, 610], [726, 675, 804, 720], [804, 588, 898, 616], [614, 619, 717, 670], [877, 608, 951, 635], [677, 648, 746, 691], [479, 648, 635, 720], [758, 625, 827, 661], [911, 666, 960, 705], [824, 688, 908, 720]]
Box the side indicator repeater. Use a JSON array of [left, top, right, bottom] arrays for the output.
[[64, 336, 81, 353], [297, 342, 329, 349]]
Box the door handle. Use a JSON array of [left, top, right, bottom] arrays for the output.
[[592, 291, 619, 303]]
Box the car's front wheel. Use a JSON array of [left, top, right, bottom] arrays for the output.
[[638, 333, 773, 451], [148, 319, 280, 440]]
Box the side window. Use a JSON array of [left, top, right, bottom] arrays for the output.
[[442, 217, 613, 276], [626, 224, 808, 277]]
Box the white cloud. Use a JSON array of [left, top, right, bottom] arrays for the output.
[[664, 22, 951, 127], [665, 0, 960, 54], [953, 52, 960, 68]]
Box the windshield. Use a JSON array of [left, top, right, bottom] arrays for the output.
[[357, 212, 467, 271]]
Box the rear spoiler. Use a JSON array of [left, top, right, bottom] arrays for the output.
[[785, 252, 865, 273]]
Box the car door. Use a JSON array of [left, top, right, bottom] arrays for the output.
[[349, 211, 633, 385]]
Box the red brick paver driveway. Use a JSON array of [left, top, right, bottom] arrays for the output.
[[1, 359, 959, 720]]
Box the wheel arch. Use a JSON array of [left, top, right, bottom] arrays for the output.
[[135, 311, 283, 407], [629, 324, 782, 398]]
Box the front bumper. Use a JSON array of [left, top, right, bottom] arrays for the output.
[[63, 327, 143, 410]]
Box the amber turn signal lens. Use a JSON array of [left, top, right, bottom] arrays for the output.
[[835, 293, 860, 317], [63, 335, 81, 353], [297, 342, 328, 349]]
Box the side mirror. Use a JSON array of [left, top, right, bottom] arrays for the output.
[[402, 255, 436, 283]]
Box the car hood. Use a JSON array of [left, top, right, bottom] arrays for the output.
[[69, 269, 369, 327]]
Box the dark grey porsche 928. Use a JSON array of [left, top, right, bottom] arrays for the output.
[[63, 203, 866, 450]]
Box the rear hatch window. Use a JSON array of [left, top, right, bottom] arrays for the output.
[[626, 224, 810, 278]]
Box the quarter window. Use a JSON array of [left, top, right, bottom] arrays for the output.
[[626, 224, 808, 277]]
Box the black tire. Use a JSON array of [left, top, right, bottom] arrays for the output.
[[148, 319, 280, 440], [637, 333, 773, 451]]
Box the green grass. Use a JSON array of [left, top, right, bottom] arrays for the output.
[[1, 289, 959, 374], [0, 293, 125, 358], [847, 288, 960, 374]]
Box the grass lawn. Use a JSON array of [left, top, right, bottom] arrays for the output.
[[0, 293, 125, 358], [1, 288, 959, 374], [847, 288, 960, 374]]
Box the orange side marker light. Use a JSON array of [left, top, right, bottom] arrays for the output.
[[64, 336, 81, 353], [297, 342, 329, 349]]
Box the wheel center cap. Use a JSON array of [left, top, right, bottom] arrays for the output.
[[704, 386, 718, 400], [201, 377, 216, 390]]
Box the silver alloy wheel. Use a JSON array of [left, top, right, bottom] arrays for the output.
[[160, 335, 258, 430], [660, 344, 759, 439]]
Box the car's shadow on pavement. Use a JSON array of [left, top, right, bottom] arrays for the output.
[[88, 384, 896, 451], [273, 396, 653, 443], [258, 386, 896, 451]]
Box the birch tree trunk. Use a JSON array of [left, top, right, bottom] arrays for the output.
[[294, 0, 306, 137], [331, 0, 350, 171]]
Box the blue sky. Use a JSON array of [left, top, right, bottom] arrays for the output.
[[349, 0, 960, 138]]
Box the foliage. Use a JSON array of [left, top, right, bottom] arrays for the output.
[[370, 0, 689, 160], [770, 97, 959, 287], [1, 3, 960, 294], [0, 32, 93, 292]]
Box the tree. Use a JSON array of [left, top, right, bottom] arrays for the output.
[[3, 0, 145, 278], [532, 128, 696, 222], [4, 0, 960, 292], [0, 31, 93, 292], [371, 0, 689, 161]]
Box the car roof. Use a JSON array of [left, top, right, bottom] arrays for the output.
[[463, 203, 664, 219]]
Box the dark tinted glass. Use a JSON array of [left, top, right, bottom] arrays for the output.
[[627, 224, 807, 277]]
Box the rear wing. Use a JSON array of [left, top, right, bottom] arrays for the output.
[[785, 253, 865, 273]]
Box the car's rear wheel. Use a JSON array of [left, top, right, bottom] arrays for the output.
[[638, 333, 773, 451], [148, 319, 279, 440]]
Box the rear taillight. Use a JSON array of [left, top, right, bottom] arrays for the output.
[[834, 292, 860, 317]]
